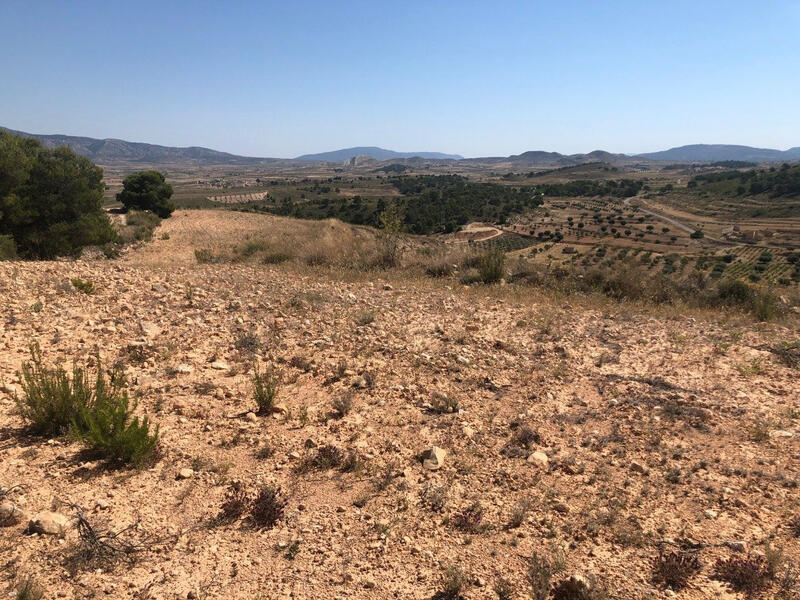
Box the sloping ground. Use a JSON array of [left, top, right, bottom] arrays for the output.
[[1, 210, 799, 600]]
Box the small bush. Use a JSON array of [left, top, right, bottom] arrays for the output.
[[333, 392, 353, 418], [430, 392, 459, 414], [550, 576, 606, 600], [452, 501, 484, 533], [194, 248, 214, 263], [527, 555, 554, 600], [432, 565, 468, 600], [253, 365, 280, 415], [713, 554, 771, 593], [15, 344, 94, 436], [16, 345, 159, 467], [354, 310, 375, 326], [262, 252, 291, 264], [493, 577, 515, 600], [478, 250, 505, 283], [70, 277, 94, 294], [426, 259, 454, 278], [76, 388, 160, 467], [15, 577, 45, 600], [250, 485, 287, 529], [299, 444, 344, 472], [789, 515, 800, 538], [652, 549, 702, 590]]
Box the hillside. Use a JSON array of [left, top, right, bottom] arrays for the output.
[[0, 127, 277, 166], [296, 147, 463, 162], [637, 144, 800, 163], [1, 209, 798, 600]]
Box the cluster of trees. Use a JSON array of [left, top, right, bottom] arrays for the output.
[[390, 175, 542, 233], [0, 130, 116, 258], [533, 179, 644, 198], [0, 130, 174, 259], [265, 175, 542, 234], [691, 164, 800, 197]]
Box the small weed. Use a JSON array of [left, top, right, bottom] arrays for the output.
[[354, 310, 375, 326], [333, 392, 353, 418], [217, 482, 251, 523], [14, 577, 45, 600], [507, 498, 531, 529], [452, 501, 485, 533], [652, 548, 702, 590], [432, 565, 468, 600], [527, 555, 554, 600], [493, 577, 515, 600], [429, 392, 460, 414], [70, 277, 94, 294], [194, 248, 214, 263], [253, 365, 280, 415], [713, 554, 771, 594], [250, 485, 287, 529]]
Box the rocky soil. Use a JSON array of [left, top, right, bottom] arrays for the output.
[[1, 211, 799, 599]]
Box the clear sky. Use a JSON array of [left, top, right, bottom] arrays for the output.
[[1, 0, 799, 158]]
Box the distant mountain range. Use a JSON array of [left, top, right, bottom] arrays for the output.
[[3, 127, 799, 167], [635, 144, 800, 163], [296, 146, 462, 162], [0, 127, 276, 166]]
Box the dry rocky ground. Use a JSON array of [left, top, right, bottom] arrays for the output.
[[1, 211, 799, 600]]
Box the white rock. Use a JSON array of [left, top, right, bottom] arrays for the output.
[[28, 511, 70, 535], [423, 446, 447, 470]]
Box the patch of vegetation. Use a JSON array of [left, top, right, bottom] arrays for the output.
[[652, 548, 702, 590], [118, 210, 161, 243], [253, 365, 280, 415], [265, 174, 542, 234], [0, 130, 117, 258], [432, 565, 468, 600], [70, 277, 94, 294], [117, 170, 175, 218], [250, 485, 287, 529], [15, 345, 160, 467], [713, 554, 771, 594]]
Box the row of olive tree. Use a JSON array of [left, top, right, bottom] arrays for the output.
[[0, 130, 173, 259]]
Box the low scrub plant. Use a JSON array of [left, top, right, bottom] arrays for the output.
[[70, 277, 94, 294], [15, 345, 160, 467], [713, 554, 771, 594], [652, 548, 702, 590], [250, 485, 287, 529], [253, 365, 280, 415]]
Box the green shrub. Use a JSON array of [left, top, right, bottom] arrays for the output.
[[478, 250, 505, 283], [194, 248, 214, 263], [15, 344, 95, 436], [262, 252, 291, 264], [77, 390, 160, 467], [70, 277, 94, 294], [253, 365, 280, 415], [15, 345, 159, 467], [119, 210, 161, 243]]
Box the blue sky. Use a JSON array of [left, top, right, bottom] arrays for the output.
[[1, 0, 799, 158]]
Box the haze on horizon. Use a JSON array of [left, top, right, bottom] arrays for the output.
[[1, 0, 799, 159]]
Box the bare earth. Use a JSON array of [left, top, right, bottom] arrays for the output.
[[1, 211, 798, 600]]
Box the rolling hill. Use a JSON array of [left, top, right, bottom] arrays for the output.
[[295, 146, 463, 162], [636, 144, 800, 163], [0, 127, 277, 166]]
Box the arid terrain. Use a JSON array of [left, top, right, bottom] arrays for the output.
[[2, 209, 799, 599]]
